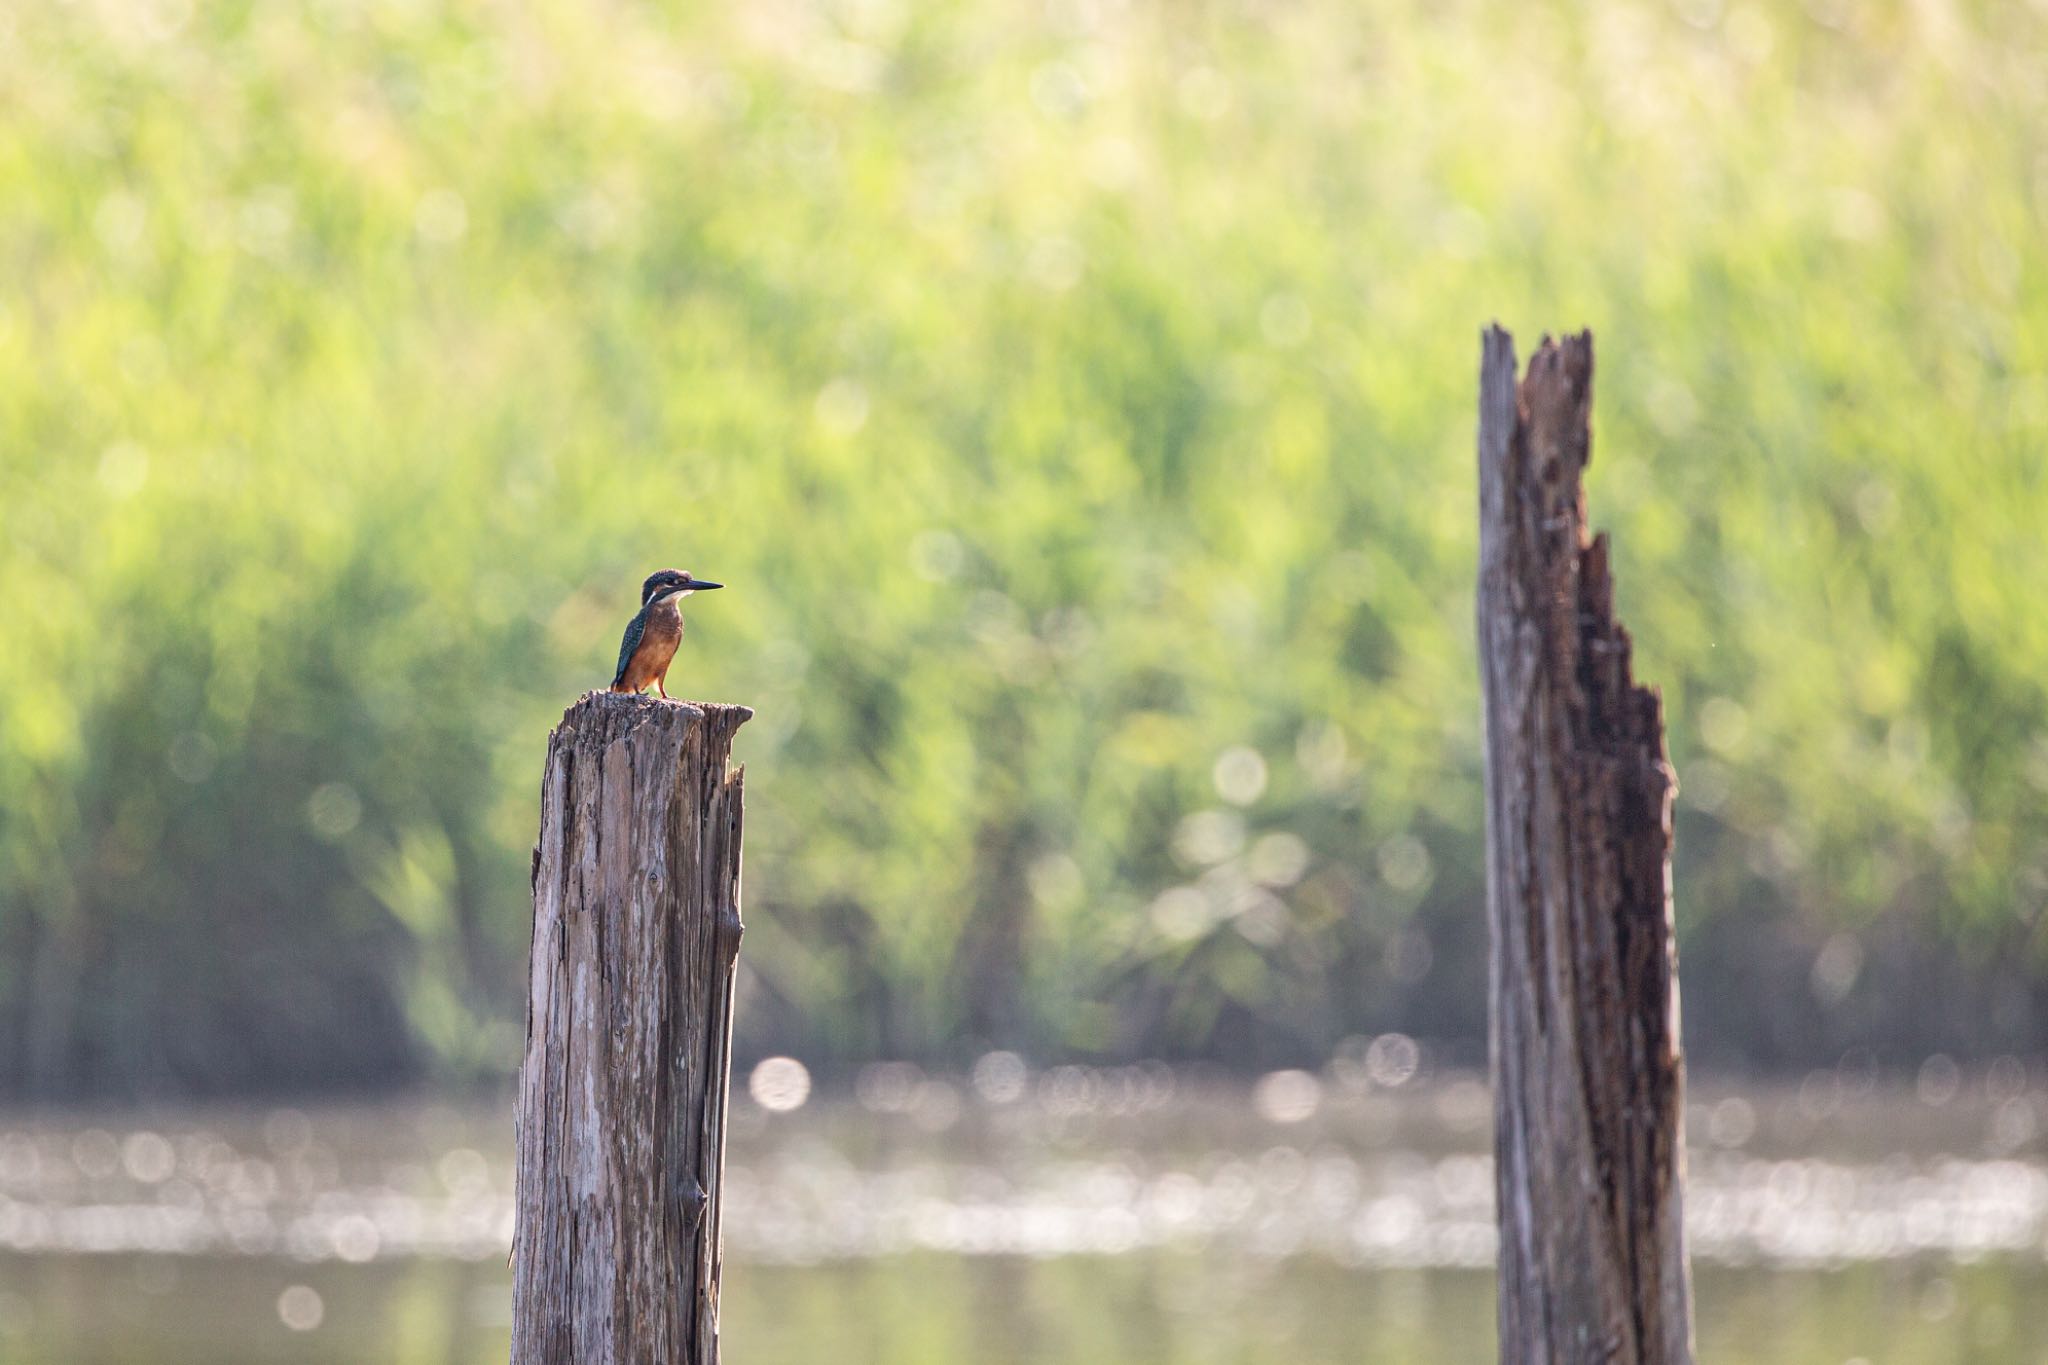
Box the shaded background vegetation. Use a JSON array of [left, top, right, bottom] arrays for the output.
[[2, 0, 2045, 1099]]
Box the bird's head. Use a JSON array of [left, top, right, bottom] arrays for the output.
[[640, 568, 724, 605]]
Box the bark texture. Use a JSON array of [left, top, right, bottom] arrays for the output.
[[513, 691, 752, 1365], [1476, 327, 1694, 1365]]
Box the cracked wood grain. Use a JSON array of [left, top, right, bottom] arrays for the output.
[[1477, 327, 1694, 1365], [513, 691, 752, 1365]]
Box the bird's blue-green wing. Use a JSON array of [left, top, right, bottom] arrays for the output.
[[611, 607, 649, 687]]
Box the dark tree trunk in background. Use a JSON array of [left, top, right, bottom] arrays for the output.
[[1476, 327, 1695, 1364], [513, 692, 752, 1365]]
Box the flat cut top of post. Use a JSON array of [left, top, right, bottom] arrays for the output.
[[549, 690, 756, 744]]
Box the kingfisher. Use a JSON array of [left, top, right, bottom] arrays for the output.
[[609, 568, 723, 699]]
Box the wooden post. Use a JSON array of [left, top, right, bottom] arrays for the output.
[[513, 691, 752, 1365], [1476, 327, 1695, 1364]]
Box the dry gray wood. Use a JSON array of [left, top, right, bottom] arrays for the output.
[[1476, 327, 1694, 1365], [513, 690, 752, 1365]]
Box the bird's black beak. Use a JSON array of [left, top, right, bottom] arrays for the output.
[[691, 579, 724, 591]]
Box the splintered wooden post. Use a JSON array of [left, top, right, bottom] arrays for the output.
[[513, 691, 752, 1365], [1476, 327, 1694, 1365]]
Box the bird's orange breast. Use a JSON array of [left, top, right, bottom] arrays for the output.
[[619, 607, 684, 690]]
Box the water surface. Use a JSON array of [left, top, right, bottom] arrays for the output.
[[1, 1070, 2041, 1362]]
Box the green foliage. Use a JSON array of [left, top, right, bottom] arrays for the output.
[[2, 0, 2045, 1092]]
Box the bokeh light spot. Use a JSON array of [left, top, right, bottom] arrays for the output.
[[1212, 747, 1268, 806], [749, 1057, 812, 1113], [277, 1285, 323, 1331], [1916, 1054, 1961, 1107], [1365, 1034, 1420, 1089], [971, 1051, 1028, 1104], [1376, 836, 1432, 892], [1150, 886, 1212, 940], [121, 1132, 175, 1183], [814, 378, 870, 436], [306, 783, 362, 841], [1254, 1070, 1321, 1124], [1173, 811, 1244, 867]]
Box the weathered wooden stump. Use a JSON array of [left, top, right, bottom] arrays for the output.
[[1476, 327, 1695, 1364], [513, 691, 752, 1365]]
